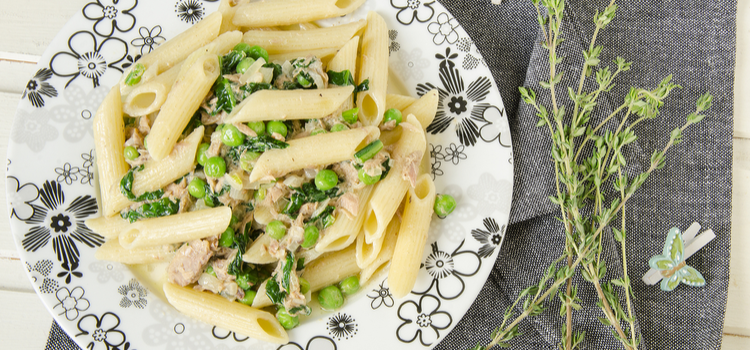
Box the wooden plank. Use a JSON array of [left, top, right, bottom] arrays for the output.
[[722, 334, 750, 349], [736, 0, 750, 138], [0, 290, 52, 350], [0, 59, 39, 94], [0, 258, 35, 293], [0, 0, 90, 57], [725, 138, 750, 337]]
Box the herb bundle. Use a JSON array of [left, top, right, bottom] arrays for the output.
[[473, 0, 712, 349]]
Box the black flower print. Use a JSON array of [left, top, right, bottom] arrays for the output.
[[119, 278, 148, 309], [472, 218, 505, 258], [212, 326, 248, 342], [26, 260, 59, 294], [389, 30, 400, 55], [327, 313, 358, 341], [175, 0, 205, 24], [478, 106, 512, 147], [76, 312, 127, 350], [396, 294, 451, 346], [121, 54, 142, 69], [456, 37, 487, 70], [80, 150, 96, 186], [53, 286, 90, 321], [428, 144, 445, 179], [7, 176, 39, 221], [23, 68, 58, 108], [277, 336, 337, 350], [56, 163, 81, 185], [412, 240, 481, 300], [368, 279, 395, 309], [132, 26, 166, 55], [82, 0, 138, 37], [49, 31, 128, 88], [417, 48, 492, 146], [442, 143, 467, 165], [430, 160, 444, 179], [391, 0, 436, 25], [21, 180, 103, 284], [427, 13, 459, 45]]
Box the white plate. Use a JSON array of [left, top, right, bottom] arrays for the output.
[[7, 1, 513, 349]]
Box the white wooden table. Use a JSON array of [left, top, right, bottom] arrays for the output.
[[0, 1, 747, 348]]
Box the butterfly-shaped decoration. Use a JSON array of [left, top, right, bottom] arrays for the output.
[[648, 227, 706, 291]]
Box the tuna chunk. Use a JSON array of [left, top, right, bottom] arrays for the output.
[[167, 240, 214, 286]]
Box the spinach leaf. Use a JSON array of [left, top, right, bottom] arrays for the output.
[[226, 135, 289, 163], [281, 251, 295, 292], [221, 50, 246, 75], [121, 197, 179, 223], [327, 69, 354, 86], [120, 166, 164, 202], [182, 110, 202, 136], [263, 62, 283, 82], [296, 257, 305, 271], [265, 277, 285, 305], [381, 158, 392, 179], [240, 82, 274, 96], [227, 221, 250, 276], [308, 205, 335, 227], [355, 78, 370, 93], [203, 185, 230, 208], [284, 183, 340, 217], [288, 304, 312, 316], [212, 78, 236, 115]]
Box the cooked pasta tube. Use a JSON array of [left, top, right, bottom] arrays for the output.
[[163, 282, 289, 344], [225, 86, 354, 123], [356, 12, 388, 126], [233, 0, 366, 27], [355, 214, 394, 268], [138, 12, 222, 72], [147, 54, 220, 161], [242, 20, 366, 54], [249, 126, 380, 183], [363, 115, 426, 243], [85, 216, 130, 240], [315, 185, 373, 253], [386, 93, 418, 112], [218, 0, 250, 34], [326, 36, 360, 111], [403, 89, 439, 129], [93, 86, 129, 217], [242, 233, 277, 265], [359, 216, 399, 284], [119, 206, 232, 249], [301, 243, 360, 293], [388, 174, 436, 298], [252, 205, 275, 226], [95, 240, 176, 264]]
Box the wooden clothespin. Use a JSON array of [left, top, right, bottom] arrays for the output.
[[642, 222, 715, 290]]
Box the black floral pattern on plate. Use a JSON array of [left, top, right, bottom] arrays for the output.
[[175, 0, 212, 24], [442, 143, 467, 165], [26, 260, 59, 294], [396, 294, 451, 346], [478, 106, 512, 147], [23, 68, 58, 108], [388, 29, 400, 55], [277, 336, 337, 350], [82, 0, 138, 37], [412, 240, 481, 300], [119, 278, 148, 309], [428, 144, 444, 179], [456, 37, 487, 70], [367, 279, 395, 309], [131, 26, 166, 55], [53, 286, 90, 321], [471, 217, 505, 258], [20, 180, 103, 283], [80, 150, 96, 186], [326, 313, 357, 341], [391, 0, 436, 25], [417, 48, 492, 146], [49, 31, 128, 88], [76, 312, 133, 350], [211, 326, 248, 342], [427, 13, 459, 45], [7, 176, 39, 221]]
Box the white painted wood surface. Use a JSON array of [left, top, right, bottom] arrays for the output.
[[0, 0, 747, 348]]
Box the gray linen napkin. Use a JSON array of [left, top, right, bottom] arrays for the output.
[[46, 0, 735, 349]]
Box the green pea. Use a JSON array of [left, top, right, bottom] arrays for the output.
[[221, 124, 246, 147], [301, 225, 319, 249], [238, 289, 256, 305], [205, 265, 216, 277], [330, 124, 349, 132], [358, 167, 381, 185], [124, 146, 139, 161], [383, 108, 403, 126], [266, 220, 287, 240], [188, 178, 207, 198], [311, 129, 327, 136], [143, 135, 149, 149], [204, 157, 227, 178], [266, 121, 288, 138], [233, 43, 253, 56], [229, 215, 239, 227], [299, 277, 310, 294], [219, 227, 234, 247], [197, 143, 211, 166], [341, 107, 359, 124], [434, 194, 457, 218], [248, 45, 269, 63], [240, 151, 261, 173], [254, 187, 267, 201], [247, 121, 265, 135], [315, 169, 338, 191], [339, 276, 360, 296], [276, 307, 299, 330], [317, 285, 344, 310], [235, 272, 252, 290], [203, 196, 215, 208], [236, 57, 256, 74]]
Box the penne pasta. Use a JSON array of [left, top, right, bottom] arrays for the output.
[[301, 243, 360, 293], [249, 126, 380, 183], [225, 86, 354, 123], [218, 0, 251, 34], [147, 54, 220, 161], [315, 185, 374, 253], [233, 0, 366, 27], [242, 233, 277, 265], [388, 174, 436, 298], [386, 93, 418, 112], [327, 36, 360, 112], [95, 240, 176, 264], [138, 12, 222, 73], [356, 12, 389, 126], [85, 216, 130, 240], [164, 282, 289, 344], [119, 207, 232, 249], [93, 86, 130, 217], [403, 89, 439, 129], [359, 215, 399, 285], [242, 20, 366, 54]]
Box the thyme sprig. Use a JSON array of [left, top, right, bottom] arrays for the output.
[[471, 0, 712, 349]]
